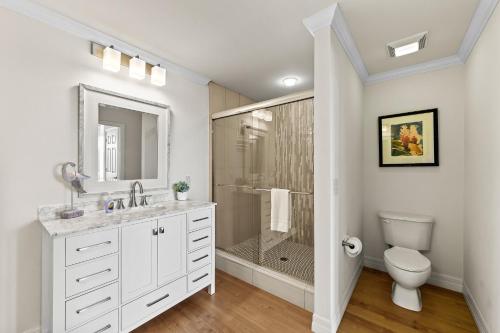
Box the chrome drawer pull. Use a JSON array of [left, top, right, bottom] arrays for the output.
[[192, 254, 209, 263], [76, 296, 111, 314], [76, 241, 112, 252], [94, 324, 112, 333], [192, 273, 209, 283], [146, 293, 170, 307], [76, 268, 112, 283], [193, 217, 209, 222], [193, 236, 209, 243]]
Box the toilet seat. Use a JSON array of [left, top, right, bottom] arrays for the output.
[[384, 246, 431, 272]]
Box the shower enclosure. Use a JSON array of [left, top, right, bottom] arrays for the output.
[[213, 96, 314, 286]]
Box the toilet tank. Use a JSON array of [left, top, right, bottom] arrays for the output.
[[379, 211, 434, 250]]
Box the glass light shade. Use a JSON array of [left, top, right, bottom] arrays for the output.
[[102, 46, 121, 72], [394, 42, 419, 57], [282, 77, 298, 87], [129, 56, 146, 80], [151, 65, 166, 86]]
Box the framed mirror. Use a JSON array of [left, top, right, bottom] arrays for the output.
[[79, 84, 170, 195]]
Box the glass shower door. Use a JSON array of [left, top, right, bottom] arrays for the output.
[[213, 98, 314, 285]]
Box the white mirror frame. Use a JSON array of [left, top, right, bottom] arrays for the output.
[[78, 84, 170, 196]]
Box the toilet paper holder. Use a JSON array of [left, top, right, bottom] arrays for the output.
[[342, 239, 355, 249]]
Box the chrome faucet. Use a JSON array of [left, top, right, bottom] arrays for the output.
[[129, 181, 144, 207]]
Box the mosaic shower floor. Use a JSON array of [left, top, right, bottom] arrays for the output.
[[223, 236, 314, 285]]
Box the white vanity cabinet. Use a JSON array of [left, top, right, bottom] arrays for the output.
[[121, 219, 158, 302], [41, 202, 215, 333], [121, 215, 187, 303]]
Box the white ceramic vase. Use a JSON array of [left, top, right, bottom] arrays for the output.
[[176, 191, 188, 201]]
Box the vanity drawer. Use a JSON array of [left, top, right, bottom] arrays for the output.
[[121, 276, 187, 330], [66, 229, 119, 266], [187, 246, 211, 273], [187, 209, 212, 231], [188, 265, 211, 292], [66, 282, 119, 330], [66, 254, 119, 297], [187, 227, 211, 252], [68, 309, 118, 333]]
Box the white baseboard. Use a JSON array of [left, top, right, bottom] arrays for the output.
[[312, 258, 362, 332], [311, 313, 331, 333], [364, 256, 463, 292], [338, 258, 363, 322], [463, 282, 490, 333], [22, 327, 40, 333]]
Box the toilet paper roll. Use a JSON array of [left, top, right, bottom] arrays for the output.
[[344, 237, 363, 258]]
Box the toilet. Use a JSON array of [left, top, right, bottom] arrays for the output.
[[379, 211, 434, 312]]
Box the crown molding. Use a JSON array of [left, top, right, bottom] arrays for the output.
[[365, 55, 463, 85], [331, 5, 369, 81], [0, 0, 211, 85], [305, 0, 499, 85], [367, 0, 499, 84], [304, 4, 368, 81], [303, 4, 337, 37], [458, 0, 500, 62]]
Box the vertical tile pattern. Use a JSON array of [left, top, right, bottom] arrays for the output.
[[272, 99, 314, 246]]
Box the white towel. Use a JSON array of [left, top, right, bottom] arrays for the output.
[[270, 188, 291, 233]]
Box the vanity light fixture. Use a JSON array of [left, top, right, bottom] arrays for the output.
[[282, 77, 298, 87], [387, 32, 427, 58], [129, 56, 146, 80], [92, 42, 167, 86], [151, 64, 166, 87], [102, 45, 121, 72]]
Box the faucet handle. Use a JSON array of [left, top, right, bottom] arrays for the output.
[[140, 195, 151, 206], [115, 198, 125, 210]]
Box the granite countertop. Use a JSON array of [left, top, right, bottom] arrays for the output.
[[40, 200, 216, 237]]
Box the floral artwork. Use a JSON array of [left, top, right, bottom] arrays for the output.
[[378, 109, 439, 167], [391, 122, 423, 156]]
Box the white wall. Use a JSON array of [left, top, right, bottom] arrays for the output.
[[363, 66, 466, 289], [464, 4, 500, 332], [311, 25, 339, 333], [333, 31, 364, 314], [0, 8, 209, 333], [309, 12, 364, 332]]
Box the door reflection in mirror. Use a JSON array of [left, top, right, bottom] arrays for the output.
[[97, 104, 159, 182]]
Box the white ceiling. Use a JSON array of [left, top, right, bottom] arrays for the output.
[[33, 0, 333, 101], [339, 0, 480, 74], [32, 0, 480, 101]]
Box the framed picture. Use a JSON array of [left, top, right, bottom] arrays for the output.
[[378, 109, 439, 167]]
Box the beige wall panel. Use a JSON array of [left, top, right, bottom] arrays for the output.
[[209, 82, 226, 115], [239, 94, 254, 106], [225, 89, 240, 109]]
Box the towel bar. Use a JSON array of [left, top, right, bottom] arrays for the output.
[[216, 184, 313, 196]]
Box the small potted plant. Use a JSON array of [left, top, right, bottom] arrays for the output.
[[174, 181, 190, 201]]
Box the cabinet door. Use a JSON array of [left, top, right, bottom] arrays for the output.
[[121, 219, 158, 302], [157, 214, 187, 286]]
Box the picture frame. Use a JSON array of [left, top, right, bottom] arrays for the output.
[[378, 108, 439, 167]]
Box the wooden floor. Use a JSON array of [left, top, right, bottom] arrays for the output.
[[338, 268, 478, 333], [133, 268, 477, 333]]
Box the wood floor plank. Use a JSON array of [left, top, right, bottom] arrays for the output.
[[133, 268, 477, 333]]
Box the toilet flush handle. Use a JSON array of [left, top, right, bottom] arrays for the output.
[[383, 219, 391, 224]]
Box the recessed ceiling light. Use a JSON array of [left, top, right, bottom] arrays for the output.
[[282, 77, 298, 87], [387, 32, 427, 58], [394, 42, 420, 57]]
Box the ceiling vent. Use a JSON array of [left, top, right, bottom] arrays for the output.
[[387, 32, 427, 58]]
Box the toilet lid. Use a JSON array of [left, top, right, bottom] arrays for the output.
[[384, 246, 431, 272]]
